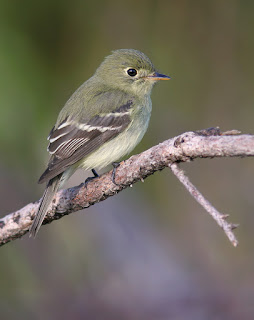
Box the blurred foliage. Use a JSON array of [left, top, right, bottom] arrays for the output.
[[1, 0, 254, 319]]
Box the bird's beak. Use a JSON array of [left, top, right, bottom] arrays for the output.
[[145, 72, 171, 81]]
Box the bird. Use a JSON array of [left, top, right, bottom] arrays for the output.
[[29, 49, 170, 237]]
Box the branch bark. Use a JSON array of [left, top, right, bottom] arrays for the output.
[[1, 128, 254, 247]]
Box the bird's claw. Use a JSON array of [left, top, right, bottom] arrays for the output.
[[112, 162, 120, 185], [84, 169, 99, 187]]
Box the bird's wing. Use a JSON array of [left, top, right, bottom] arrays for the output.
[[38, 99, 133, 184]]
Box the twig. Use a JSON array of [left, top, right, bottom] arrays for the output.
[[169, 163, 238, 247], [1, 128, 254, 247]]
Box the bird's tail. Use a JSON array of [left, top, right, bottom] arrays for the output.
[[29, 174, 62, 238]]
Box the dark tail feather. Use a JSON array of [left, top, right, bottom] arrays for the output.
[[29, 174, 62, 238]]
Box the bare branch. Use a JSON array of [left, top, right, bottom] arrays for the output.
[[1, 129, 254, 247], [169, 163, 238, 247]]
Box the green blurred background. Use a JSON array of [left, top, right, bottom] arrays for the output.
[[1, 0, 254, 319]]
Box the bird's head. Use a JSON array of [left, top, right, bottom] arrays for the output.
[[94, 49, 170, 96]]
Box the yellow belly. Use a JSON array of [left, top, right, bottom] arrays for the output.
[[79, 104, 151, 170]]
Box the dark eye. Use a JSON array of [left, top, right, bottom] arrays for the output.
[[127, 68, 137, 77]]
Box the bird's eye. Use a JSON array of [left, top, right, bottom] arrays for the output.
[[127, 68, 137, 77]]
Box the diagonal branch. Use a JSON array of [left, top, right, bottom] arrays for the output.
[[169, 163, 238, 246], [1, 128, 254, 247]]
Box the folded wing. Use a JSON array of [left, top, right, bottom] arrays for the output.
[[39, 100, 133, 184]]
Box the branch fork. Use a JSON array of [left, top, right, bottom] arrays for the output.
[[1, 128, 254, 247]]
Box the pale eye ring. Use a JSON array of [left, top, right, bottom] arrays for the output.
[[127, 68, 137, 77]]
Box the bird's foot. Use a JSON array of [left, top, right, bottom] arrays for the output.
[[84, 169, 100, 186], [112, 162, 120, 185]]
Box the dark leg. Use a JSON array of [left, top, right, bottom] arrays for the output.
[[84, 168, 100, 185], [91, 169, 99, 178], [112, 162, 120, 185]]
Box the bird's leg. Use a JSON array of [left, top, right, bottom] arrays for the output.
[[112, 162, 120, 185], [84, 169, 100, 186], [91, 168, 99, 178]]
